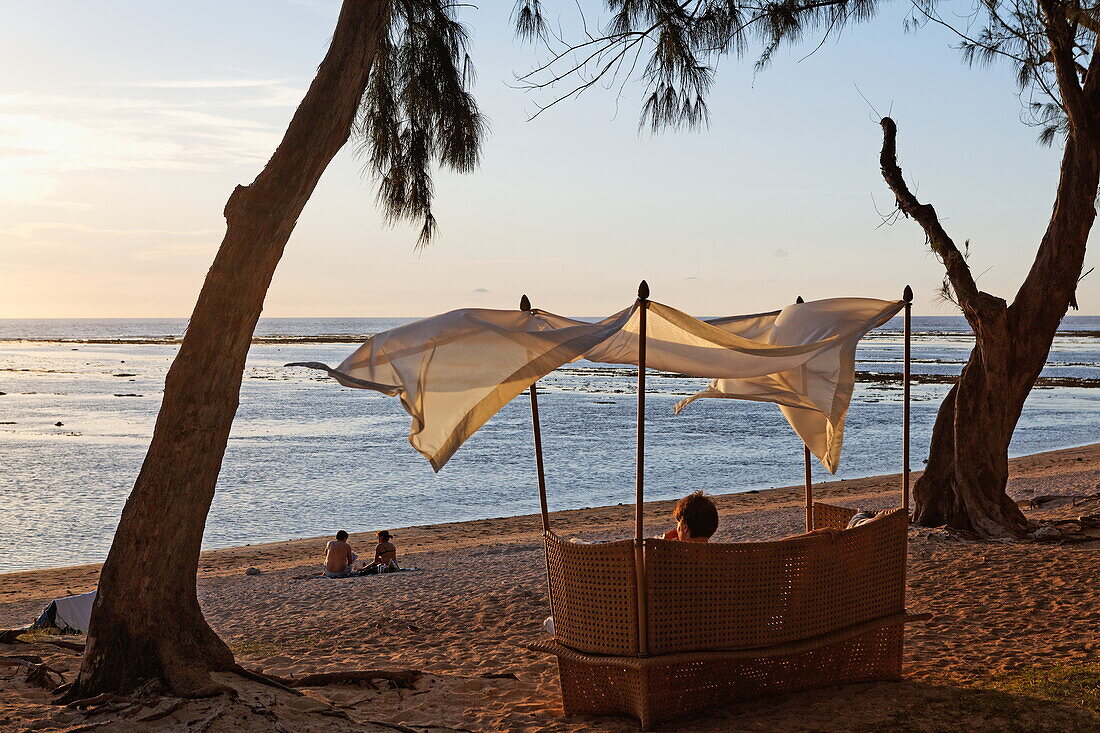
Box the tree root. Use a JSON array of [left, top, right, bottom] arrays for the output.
[[227, 663, 302, 696], [277, 669, 424, 689], [188, 701, 228, 733], [137, 698, 189, 722], [368, 722, 422, 733], [54, 723, 110, 733], [0, 629, 85, 652], [65, 692, 119, 709]]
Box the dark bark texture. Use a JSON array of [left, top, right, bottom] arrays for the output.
[[881, 34, 1099, 537], [67, 0, 390, 698]]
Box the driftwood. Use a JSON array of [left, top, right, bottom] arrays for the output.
[[0, 654, 42, 665], [0, 654, 65, 688], [25, 662, 66, 688]]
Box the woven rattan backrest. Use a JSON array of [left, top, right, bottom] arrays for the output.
[[645, 508, 908, 654], [544, 532, 639, 656], [812, 502, 859, 529]]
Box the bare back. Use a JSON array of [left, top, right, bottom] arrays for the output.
[[375, 541, 396, 564], [325, 539, 354, 573]]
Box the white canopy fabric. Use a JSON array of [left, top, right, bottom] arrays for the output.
[[292, 297, 902, 472], [674, 298, 904, 472]]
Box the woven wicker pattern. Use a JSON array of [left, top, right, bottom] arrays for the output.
[[812, 501, 859, 529], [643, 509, 908, 654], [544, 532, 639, 656], [537, 619, 908, 729]]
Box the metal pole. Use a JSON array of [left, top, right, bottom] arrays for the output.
[[796, 296, 813, 531], [635, 280, 650, 656], [903, 285, 913, 513]]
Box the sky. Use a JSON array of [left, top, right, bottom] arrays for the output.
[[0, 0, 1096, 318]]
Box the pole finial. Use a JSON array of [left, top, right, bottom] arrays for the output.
[[903, 285, 914, 303], [519, 294, 531, 311], [795, 295, 805, 304], [638, 280, 650, 300]]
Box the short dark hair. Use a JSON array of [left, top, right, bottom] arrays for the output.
[[377, 530, 392, 542], [673, 491, 719, 539], [336, 530, 348, 541]]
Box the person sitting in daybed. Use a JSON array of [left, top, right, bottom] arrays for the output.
[[658, 490, 719, 543], [545, 491, 722, 635], [324, 530, 358, 578], [363, 530, 400, 574]]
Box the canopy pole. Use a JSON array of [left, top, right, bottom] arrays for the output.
[[635, 280, 650, 657], [521, 294, 555, 627], [902, 285, 913, 513], [520, 294, 550, 533], [796, 296, 813, 531], [530, 384, 550, 533]]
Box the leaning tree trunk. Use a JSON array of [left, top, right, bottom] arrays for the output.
[[911, 305, 1030, 538], [67, 0, 389, 698], [881, 104, 1099, 538]]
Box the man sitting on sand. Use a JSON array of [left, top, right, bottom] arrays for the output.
[[363, 530, 399, 574], [659, 490, 719, 542], [324, 530, 358, 578]]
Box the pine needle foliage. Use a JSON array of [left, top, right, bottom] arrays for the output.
[[360, 0, 485, 247], [516, 0, 1099, 143]]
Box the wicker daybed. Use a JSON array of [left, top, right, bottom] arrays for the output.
[[293, 283, 925, 729], [529, 504, 925, 728], [521, 286, 925, 728]]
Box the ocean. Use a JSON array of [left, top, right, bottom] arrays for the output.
[[1, 315, 1098, 573]]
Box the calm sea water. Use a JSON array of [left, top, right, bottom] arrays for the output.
[[1, 316, 1098, 573]]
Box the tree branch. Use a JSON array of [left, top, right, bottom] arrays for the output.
[[878, 117, 981, 313], [1038, 0, 1092, 136]]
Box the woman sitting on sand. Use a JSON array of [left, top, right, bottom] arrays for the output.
[[363, 530, 399, 574]]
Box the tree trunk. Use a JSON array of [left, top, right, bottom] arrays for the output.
[[912, 307, 1029, 538], [67, 0, 390, 698], [910, 130, 1099, 539]]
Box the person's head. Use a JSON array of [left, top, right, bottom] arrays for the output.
[[377, 530, 392, 543], [673, 491, 719, 542], [335, 530, 348, 542]]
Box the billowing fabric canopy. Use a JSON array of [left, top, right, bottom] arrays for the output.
[[291, 297, 902, 472]]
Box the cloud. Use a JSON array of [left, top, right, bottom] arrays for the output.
[[117, 78, 294, 90], [0, 222, 220, 261], [0, 81, 304, 204], [473, 287, 490, 293], [684, 276, 699, 280], [774, 248, 789, 258]]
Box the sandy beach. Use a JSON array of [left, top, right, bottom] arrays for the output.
[[1, 443, 1098, 731]]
